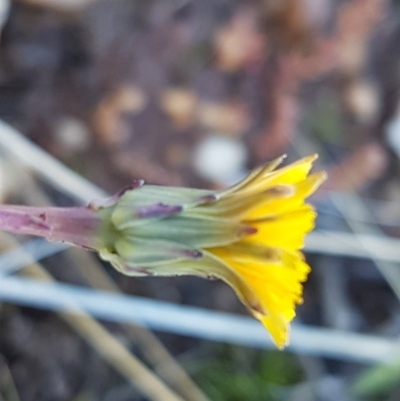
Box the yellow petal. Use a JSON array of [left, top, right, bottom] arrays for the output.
[[236, 154, 318, 196], [261, 154, 318, 186], [221, 155, 286, 196], [244, 171, 326, 219], [260, 314, 289, 349], [198, 185, 292, 219], [208, 245, 310, 348], [247, 204, 316, 250]]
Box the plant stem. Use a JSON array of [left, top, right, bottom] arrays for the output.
[[0, 205, 100, 250]]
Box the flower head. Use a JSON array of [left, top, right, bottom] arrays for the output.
[[94, 154, 326, 348]]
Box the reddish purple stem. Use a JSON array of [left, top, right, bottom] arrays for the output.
[[0, 205, 100, 250]]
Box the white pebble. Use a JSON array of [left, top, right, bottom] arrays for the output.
[[56, 117, 91, 152], [193, 135, 248, 186]]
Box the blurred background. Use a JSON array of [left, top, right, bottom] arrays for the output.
[[0, 0, 400, 400]]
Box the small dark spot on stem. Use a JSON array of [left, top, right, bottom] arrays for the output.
[[243, 226, 258, 236], [191, 250, 203, 259], [180, 249, 203, 259], [198, 194, 219, 204], [136, 203, 182, 218]]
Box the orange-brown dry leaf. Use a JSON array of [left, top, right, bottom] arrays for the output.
[[336, 0, 387, 75], [337, 0, 386, 40], [261, 0, 314, 51], [198, 101, 249, 137], [93, 86, 147, 145], [277, 39, 337, 89], [254, 37, 335, 159], [214, 8, 266, 71], [160, 88, 198, 129]]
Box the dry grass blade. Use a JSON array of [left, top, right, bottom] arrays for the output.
[[0, 120, 106, 203], [306, 230, 400, 262], [0, 356, 20, 401], [0, 233, 186, 401], [331, 194, 400, 301], [0, 267, 398, 364], [67, 248, 210, 401]]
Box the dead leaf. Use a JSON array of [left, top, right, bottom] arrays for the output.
[[160, 88, 197, 129], [93, 85, 147, 145]]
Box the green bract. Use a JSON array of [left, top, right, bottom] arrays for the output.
[[94, 183, 255, 275]]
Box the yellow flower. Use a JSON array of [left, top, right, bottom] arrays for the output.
[[94, 154, 326, 348]]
